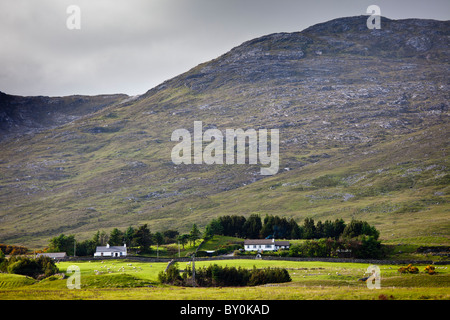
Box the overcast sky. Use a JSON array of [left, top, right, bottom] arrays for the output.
[[0, 0, 448, 97]]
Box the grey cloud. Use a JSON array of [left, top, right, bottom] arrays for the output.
[[0, 0, 448, 97]]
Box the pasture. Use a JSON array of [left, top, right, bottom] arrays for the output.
[[0, 259, 449, 300]]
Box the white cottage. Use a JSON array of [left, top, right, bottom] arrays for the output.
[[94, 243, 127, 257], [243, 239, 290, 252]]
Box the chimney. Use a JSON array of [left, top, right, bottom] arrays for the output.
[[106, 243, 110, 248]]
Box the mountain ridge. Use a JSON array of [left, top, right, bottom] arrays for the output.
[[0, 91, 129, 141]]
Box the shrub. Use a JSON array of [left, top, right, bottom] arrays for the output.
[[158, 262, 182, 285], [424, 265, 436, 275], [248, 267, 291, 286], [160, 263, 291, 287], [354, 236, 384, 259], [6, 256, 58, 279], [311, 175, 341, 188], [209, 265, 250, 287], [397, 266, 408, 274], [408, 266, 419, 274]]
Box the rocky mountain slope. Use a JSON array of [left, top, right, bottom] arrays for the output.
[[0, 92, 128, 141], [0, 16, 448, 247]]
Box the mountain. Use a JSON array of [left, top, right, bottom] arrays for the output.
[[0, 16, 449, 248], [0, 92, 129, 141]]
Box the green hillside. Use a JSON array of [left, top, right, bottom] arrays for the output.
[[0, 16, 448, 248]]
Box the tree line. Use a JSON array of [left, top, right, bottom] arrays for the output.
[[47, 223, 202, 256], [287, 237, 384, 259], [159, 262, 291, 287], [205, 214, 379, 240], [44, 215, 379, 257]]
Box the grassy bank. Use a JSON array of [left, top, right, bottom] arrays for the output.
[[0, 259, 448, 300]]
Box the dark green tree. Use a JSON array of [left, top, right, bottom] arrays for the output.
[[109, 228, 124, 246], [333, 218, 346, 238], [218, 215, 233, 236], [76, 239, 96, 256], [361, 222, 380, 240], [274, 216, 291, 239], [342, 220, 379, 240], [92, 231, 100, 246], [163, 230, 179, 243], [204, 219, 223, 238], [154, 232, 164, 258], [123, 226, 135, 247], [189, 224, 202, 246], [261, 215, 275, 238], [323, 220, 334, 238], [217, 215, 247, 237], [48, 234, 76, 256], [355, 236, 384, 259], [289, 218, 303, 239], [303, 218, 316, 239], [178, 234, 189, 249], [243, 214, 262, 238], [316, 220, 324, 238], [134, 224, 153, 252], [230, 215, 247, 237]]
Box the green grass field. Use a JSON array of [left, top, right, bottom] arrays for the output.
[[0, 259, 448, 300]]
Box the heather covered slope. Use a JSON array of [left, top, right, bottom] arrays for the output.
[[0, 16, 448, 247]]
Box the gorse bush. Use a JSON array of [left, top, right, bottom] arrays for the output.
[[424, 265, 436, 275], [0, 244, 28, 255], [398, 264, 419, 274], [398, 264, 438, 275]]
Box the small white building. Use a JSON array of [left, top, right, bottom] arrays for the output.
[[243, 239, 290, 252], [94, 243, 127, 257]]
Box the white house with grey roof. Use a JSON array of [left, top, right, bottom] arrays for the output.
[[94, 243, 127, 257], [244, 239, 290, 252]]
